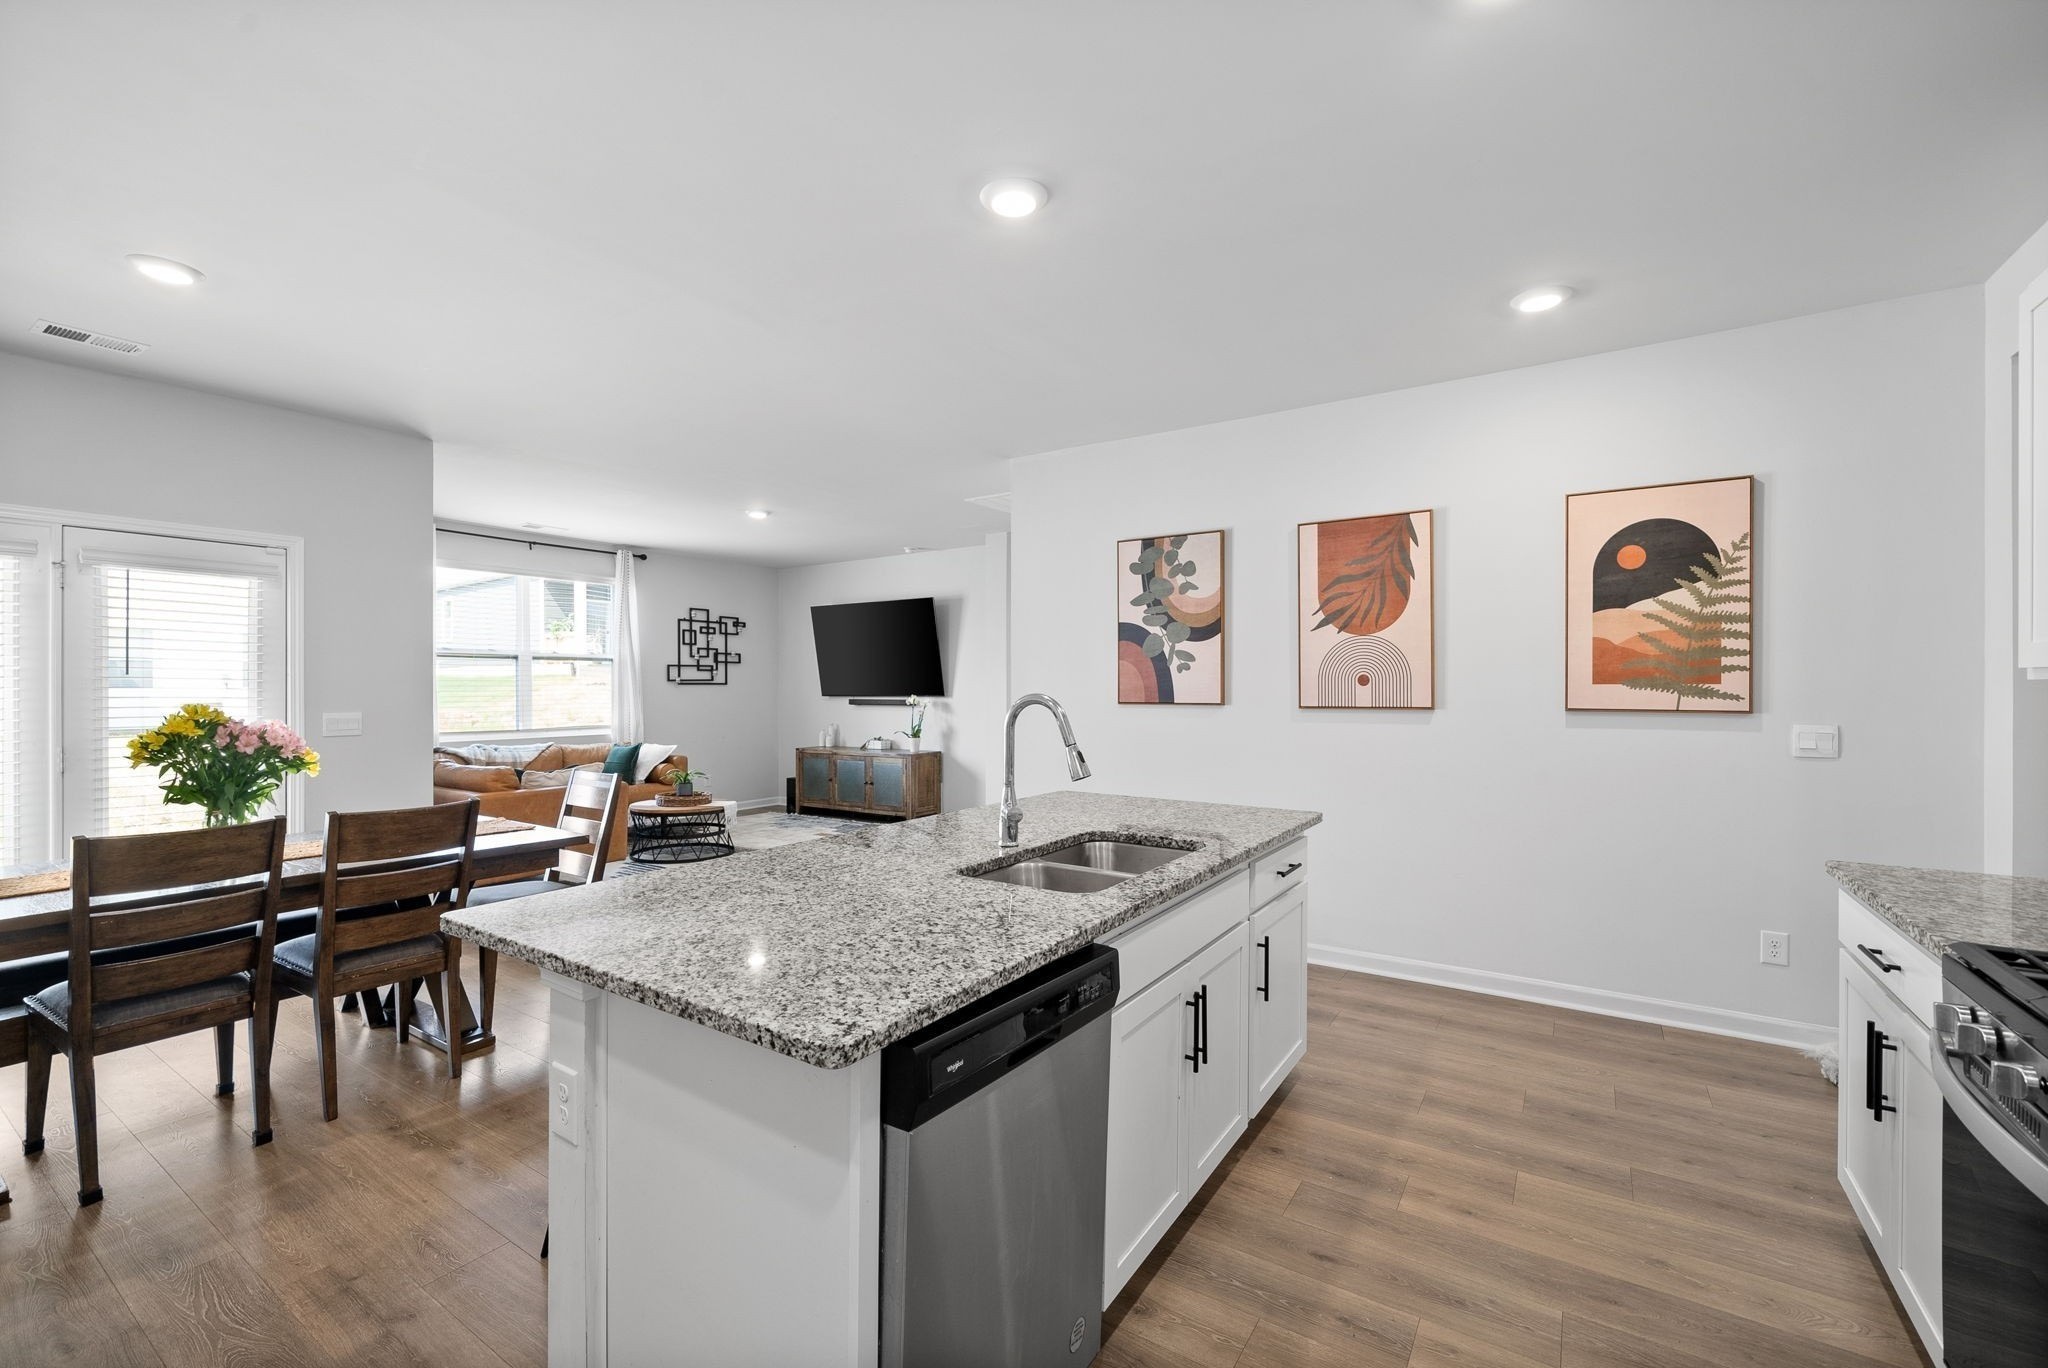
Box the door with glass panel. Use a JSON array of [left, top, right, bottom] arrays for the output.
[[59, 527, 288, 843]]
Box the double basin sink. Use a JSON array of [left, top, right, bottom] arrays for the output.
[[969, 839, 1189, 894]]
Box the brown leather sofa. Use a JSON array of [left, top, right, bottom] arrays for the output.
[[432, 741, 689, 864]]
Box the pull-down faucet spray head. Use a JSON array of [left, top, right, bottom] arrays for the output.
[[999, 692, 1088, 847]]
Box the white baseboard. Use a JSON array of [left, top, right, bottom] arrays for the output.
[[1307, 945, 1834, 1050], [734, 796, 784, 812]]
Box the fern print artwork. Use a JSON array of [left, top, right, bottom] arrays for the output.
[[1566, 477, 1754, 712], [1117, 530, 1224, 704], [1298, 510, 1435, 708]]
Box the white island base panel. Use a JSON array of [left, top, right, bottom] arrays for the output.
[[544, 971, 882, 1368]]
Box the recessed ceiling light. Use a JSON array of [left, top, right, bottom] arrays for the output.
[[979, 178, 1049, 219], [126, 254, 204, 287], [1510, 285, 1573, 314], [745, 508, 770, 520]]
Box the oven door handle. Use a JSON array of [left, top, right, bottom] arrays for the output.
[[1933, 1037, 2048, 1207]]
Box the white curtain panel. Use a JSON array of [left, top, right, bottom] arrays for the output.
[[612, 549, 645, 742]]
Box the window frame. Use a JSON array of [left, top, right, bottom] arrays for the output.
[[0, 502, 305, 863], [433, 568, 616, 742]]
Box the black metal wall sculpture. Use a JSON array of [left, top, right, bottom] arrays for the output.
[[666, 608, 745, 685]]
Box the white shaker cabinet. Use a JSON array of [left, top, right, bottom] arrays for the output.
[[1101, 843, 1310, 1308], [1249, 885, 1309, 1115], [1835, 893, 1942, 1361]]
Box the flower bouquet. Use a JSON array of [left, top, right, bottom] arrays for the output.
[[127, 703, 320, 827]]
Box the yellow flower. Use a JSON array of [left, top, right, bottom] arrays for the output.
[[180, 702, 228, 724], [161, 715, 198, 738], [301, 750, 320, 777]]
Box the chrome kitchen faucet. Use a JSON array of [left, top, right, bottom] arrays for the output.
[[998, 693, 1089, 847]]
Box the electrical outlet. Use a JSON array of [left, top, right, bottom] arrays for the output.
[[549, 1061, 582, 1145], [1760, 931, 1790, 966]]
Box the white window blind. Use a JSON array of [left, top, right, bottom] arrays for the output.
[[434, 565, 614, 736], [0, 539, 41, 866], [61, 527, 287, 841]]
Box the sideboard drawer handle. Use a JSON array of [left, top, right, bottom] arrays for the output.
[[1275, 862, 1303, 879], [1858, 944, 1903, 974]]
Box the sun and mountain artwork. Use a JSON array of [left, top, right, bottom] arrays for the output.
[[1117, 530, 1225, 704], [1297, 510, 1434, 709], [1565, 476, 1754, 712]]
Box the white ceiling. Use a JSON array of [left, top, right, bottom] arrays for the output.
[[5, 1, 2047, 566]]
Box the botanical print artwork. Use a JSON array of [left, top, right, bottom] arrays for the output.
[[1117, 530, 1224, 704], [1565, 476, 1753, 712], [1298, 510, 1434, 708]]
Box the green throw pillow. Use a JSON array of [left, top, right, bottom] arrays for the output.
[[602, 743, 642, 777]]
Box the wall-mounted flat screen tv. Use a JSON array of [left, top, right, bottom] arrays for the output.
[[811, 596, 946, 697]]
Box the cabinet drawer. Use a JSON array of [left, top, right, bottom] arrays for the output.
[[1106, 871, 1251, 997], [1838, 891, 1942, 1030], [1251, 840, 1308, 910]]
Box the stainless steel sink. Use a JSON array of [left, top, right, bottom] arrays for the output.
[[972, 861, 1131, 894], [968, 839, 1190, 893], [1034, 840, 1188, 877]]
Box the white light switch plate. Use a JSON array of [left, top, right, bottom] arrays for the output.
[[1789, 724, 1839, 758], [549, 1061, 582, 1145], [321, 711, 362, 737]]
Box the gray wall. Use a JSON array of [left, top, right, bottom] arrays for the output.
[[1009, 289, 1985, 1036], [776, 538, 1009, 811], [0, 348, 434, 822], [635, 550, 781, 804]]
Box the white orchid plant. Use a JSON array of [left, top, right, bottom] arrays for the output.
[[903, 695, 927, 740]]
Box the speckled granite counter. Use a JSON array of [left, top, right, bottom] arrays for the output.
[[445, 791, 1320, 1068], [1826, 861, 2048, 958]]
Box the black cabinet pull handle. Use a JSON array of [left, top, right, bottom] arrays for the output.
[[1858, 944, 1903, 974], [1257, 936, 1272, 1001], [1864, 1020, 1898, 1121], [1276, 862, 1303, 879], [1185, 994, 1201, 1073], [1197, 985, 1209, 1066]]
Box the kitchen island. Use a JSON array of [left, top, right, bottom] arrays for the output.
[[445, 791, 1320, 1368]]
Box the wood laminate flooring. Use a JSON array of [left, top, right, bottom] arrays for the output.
[[0, 958, 1926, 1367]]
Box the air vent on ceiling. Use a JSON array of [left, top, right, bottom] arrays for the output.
[[32, 318, 149, 355], [965, 491, 1012, 514]]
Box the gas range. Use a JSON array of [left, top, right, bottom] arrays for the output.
[[1936, 942, 2048, 1368], [1939, 943, 2048, 1169]]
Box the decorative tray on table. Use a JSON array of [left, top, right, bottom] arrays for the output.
[[656, 792, 714, 808]]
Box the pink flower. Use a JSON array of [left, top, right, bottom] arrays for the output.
[[235, 729, 260, 754], [214, 726, 233, 748]]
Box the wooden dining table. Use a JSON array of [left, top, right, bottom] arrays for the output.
[[0, 821, 585, 1058]]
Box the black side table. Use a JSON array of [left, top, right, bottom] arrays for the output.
[[627, 802, 734, 863]]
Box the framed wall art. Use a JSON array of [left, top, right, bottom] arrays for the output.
[[1565, 475, 1753, 712], [1298, 509, 1434, 709], [1117, 529, 1224, 704]]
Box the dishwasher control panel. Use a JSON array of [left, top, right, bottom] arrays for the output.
[[882, 944, 1120, 1130]]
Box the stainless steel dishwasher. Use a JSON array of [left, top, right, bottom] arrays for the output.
[[880, 943, 1120, 1368]]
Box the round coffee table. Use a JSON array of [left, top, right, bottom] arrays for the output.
[[626, 800, 734, 863]]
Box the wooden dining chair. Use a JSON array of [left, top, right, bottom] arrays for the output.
[[271, 799, 478, 1122], [22, 816, 287, 1206], [465, 769, 620, 1032]]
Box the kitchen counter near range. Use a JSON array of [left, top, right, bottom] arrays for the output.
[[1825, 860, 2048, 958], [444, 790, 1321, 1069]]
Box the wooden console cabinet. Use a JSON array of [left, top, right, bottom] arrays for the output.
[[794, 747, 941, 820]]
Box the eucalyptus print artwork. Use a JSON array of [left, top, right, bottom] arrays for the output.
[[1116, 530, 1225, 704]]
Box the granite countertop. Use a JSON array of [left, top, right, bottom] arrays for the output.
[[445, 791, 1321, 1068], [1826, 861, 2048, 958]]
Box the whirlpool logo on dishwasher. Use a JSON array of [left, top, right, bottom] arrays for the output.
[[944, 1057, 965, 1073]]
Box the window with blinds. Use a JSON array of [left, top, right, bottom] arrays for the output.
[[0, 531, 51, 868], [434, 566, 614, 736], [59, 526, 289, 845], [0, 518, 294, 864]]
